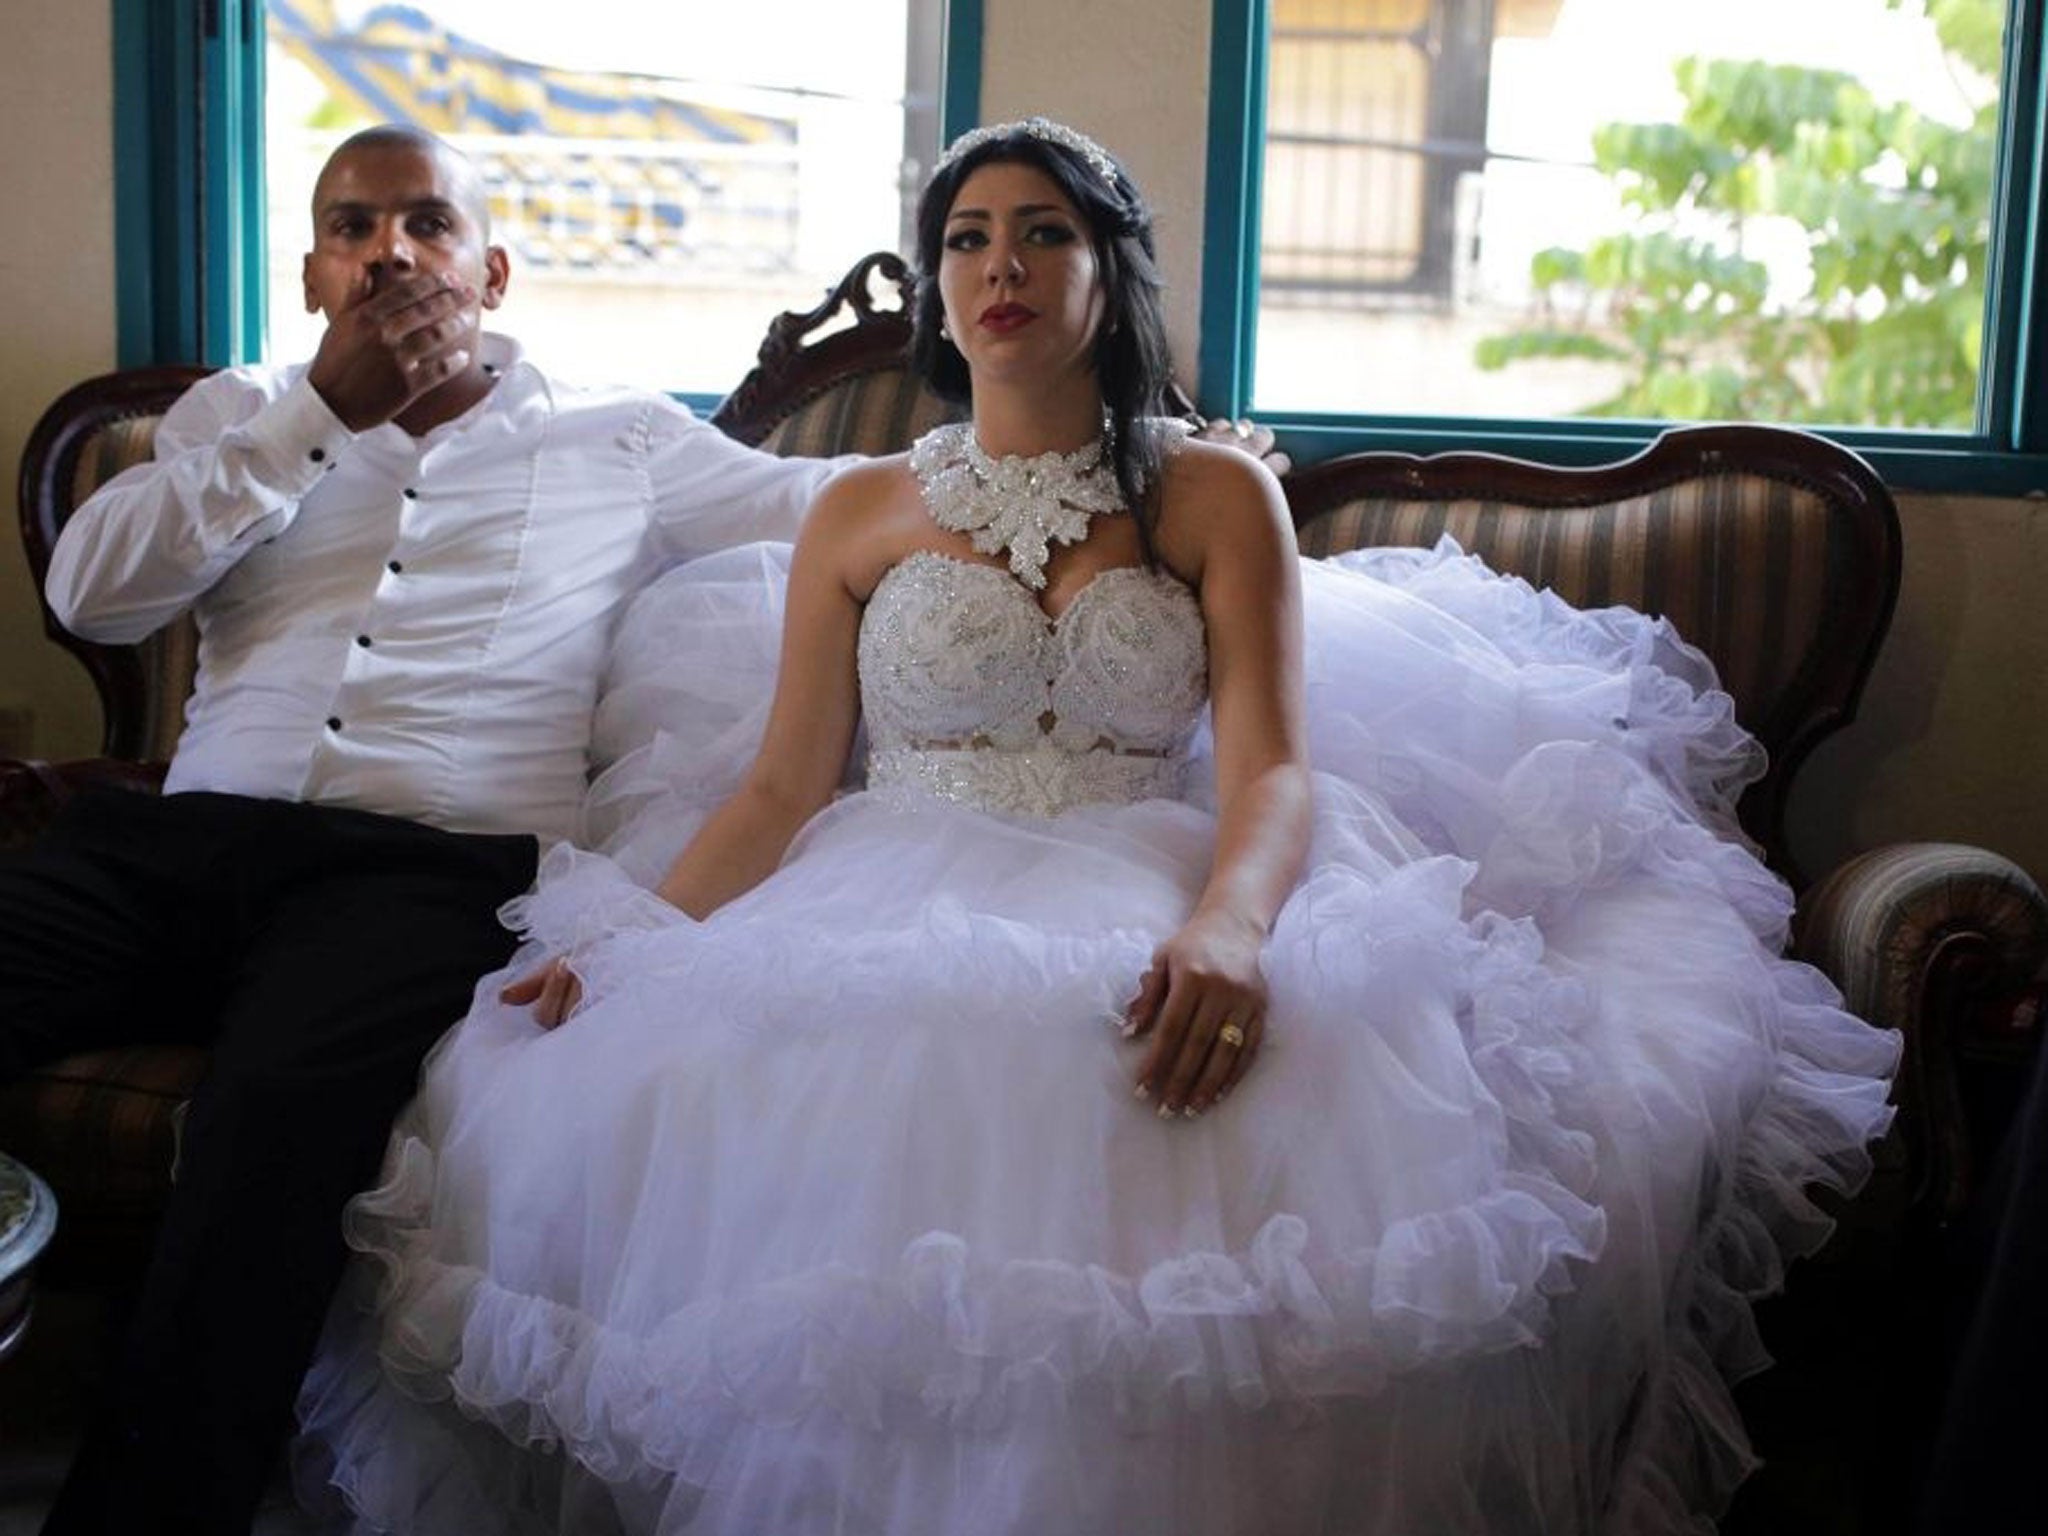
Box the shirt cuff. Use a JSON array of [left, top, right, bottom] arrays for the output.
[[230, 374, 357, 510]]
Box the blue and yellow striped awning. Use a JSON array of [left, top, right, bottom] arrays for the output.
[[269, 0, 796, 147]]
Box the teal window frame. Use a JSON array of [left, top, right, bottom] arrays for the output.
[[1202, 0, 2048, 493], [113, 0, 983, 405], [114, 0, 265, 368]]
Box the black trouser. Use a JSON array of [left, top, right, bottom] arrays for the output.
[[0, 789, 537, 1536], [1913, 1019, 2048, 1535]]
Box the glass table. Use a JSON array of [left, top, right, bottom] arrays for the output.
[[0, 1152, 57, 1361]]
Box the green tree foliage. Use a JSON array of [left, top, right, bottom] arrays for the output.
[[1476, 0, 1998, 427]]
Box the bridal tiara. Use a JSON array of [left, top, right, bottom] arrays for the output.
[[934, 117, 1120, 191]]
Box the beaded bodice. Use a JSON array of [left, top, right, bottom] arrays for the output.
[[858, 551, 1208, 817]]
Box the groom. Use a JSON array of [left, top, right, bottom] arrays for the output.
[[2, 124, 841, 1534]]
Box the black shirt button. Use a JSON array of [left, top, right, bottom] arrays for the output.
[[309, 447, 325, 463], [325, 716, 342, 731], [402, 487, 418, 500], [355, 635, 373, 648], [387, 560, 404, 574]]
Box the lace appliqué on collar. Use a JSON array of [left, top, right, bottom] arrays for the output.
[[909, 423, 1126, 590]]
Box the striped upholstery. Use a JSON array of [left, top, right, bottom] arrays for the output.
[[0, 1046, 206, 1277], [756, 367, 961, 461], [71, 415, 162, 513], [0, 1048, 206, 1211], [0, 765, 189, 1272], [1796, 842, 2048, 1219], [1285, 425, 1902, 883], [1797, 843, 2048, 1032], [1295, 473, 1848, 766]]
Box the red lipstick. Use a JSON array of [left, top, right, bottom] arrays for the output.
[[978, 302, 1037, 334]]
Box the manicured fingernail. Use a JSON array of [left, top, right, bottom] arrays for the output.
[[1182, 1105, 1200, 1120], [1119, 1014, 1140, 1038], [1156, 1102, 1176, 1120], [1134, 1082, 1150, 1101]]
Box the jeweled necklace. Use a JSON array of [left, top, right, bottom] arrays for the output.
[[908, 421, 1125, 590]]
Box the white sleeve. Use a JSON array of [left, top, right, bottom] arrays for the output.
[[44, 370, 356, 644], [642, 396, 856, 559]]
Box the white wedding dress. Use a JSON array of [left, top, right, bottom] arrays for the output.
[[293, 441, 1898, 1535]]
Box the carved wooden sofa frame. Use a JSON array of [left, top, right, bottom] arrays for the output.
[[5, 250, 2044, 1289]]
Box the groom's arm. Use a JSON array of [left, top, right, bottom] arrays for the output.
[[643, 395, 858, 558]]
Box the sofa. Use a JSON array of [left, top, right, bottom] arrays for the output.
[[4, 249, 2044, 1299]]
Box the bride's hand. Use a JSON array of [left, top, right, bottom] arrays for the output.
[[1123, 911, 1268, 1117], [498, 954, 584, 1029]]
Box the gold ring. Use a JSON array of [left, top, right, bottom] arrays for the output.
[[1218, 1022, 1247, 1049]]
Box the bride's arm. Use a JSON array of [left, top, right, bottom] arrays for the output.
[[506, 472, 877, 1025], [650, 483, 869, 919], [1128, 444, 1310, 1116]]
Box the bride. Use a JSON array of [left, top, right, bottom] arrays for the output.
[[294, 119, 1899, 1535]]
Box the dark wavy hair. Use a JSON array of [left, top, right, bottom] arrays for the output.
[[910, 124, 1176, 548]]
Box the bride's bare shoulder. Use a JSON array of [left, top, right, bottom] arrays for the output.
[[805, 452, 925, 535], [1160, 433, 1285, 508], [798, 451, 938, 596], [1154, 434, 1295, 579]]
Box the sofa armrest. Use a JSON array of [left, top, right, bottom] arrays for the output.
[[0, 757, 167, 851], [1794, 842, 2048, 1224]]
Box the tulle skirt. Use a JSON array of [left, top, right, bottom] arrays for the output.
[[293, 540, 1898, 1536]]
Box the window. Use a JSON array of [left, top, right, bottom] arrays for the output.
[[115, 0, 981, 403], [1261, 0, 1490, 312], [1202, 0, 2048, 490]]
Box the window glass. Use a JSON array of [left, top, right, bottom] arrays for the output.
[[1255, 0, 2001, 432], [265, 0, 930, 393]]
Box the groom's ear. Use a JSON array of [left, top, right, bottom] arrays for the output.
[[481, 245, 510, 311]]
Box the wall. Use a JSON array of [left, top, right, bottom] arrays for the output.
[[979, 0, 1215, 380], [1795, 491, 2048, 884], [1, 3, 117, 761], [0, 0, 2041, 891]]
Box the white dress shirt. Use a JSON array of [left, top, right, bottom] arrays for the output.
[[46, 335, 838, 843]]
